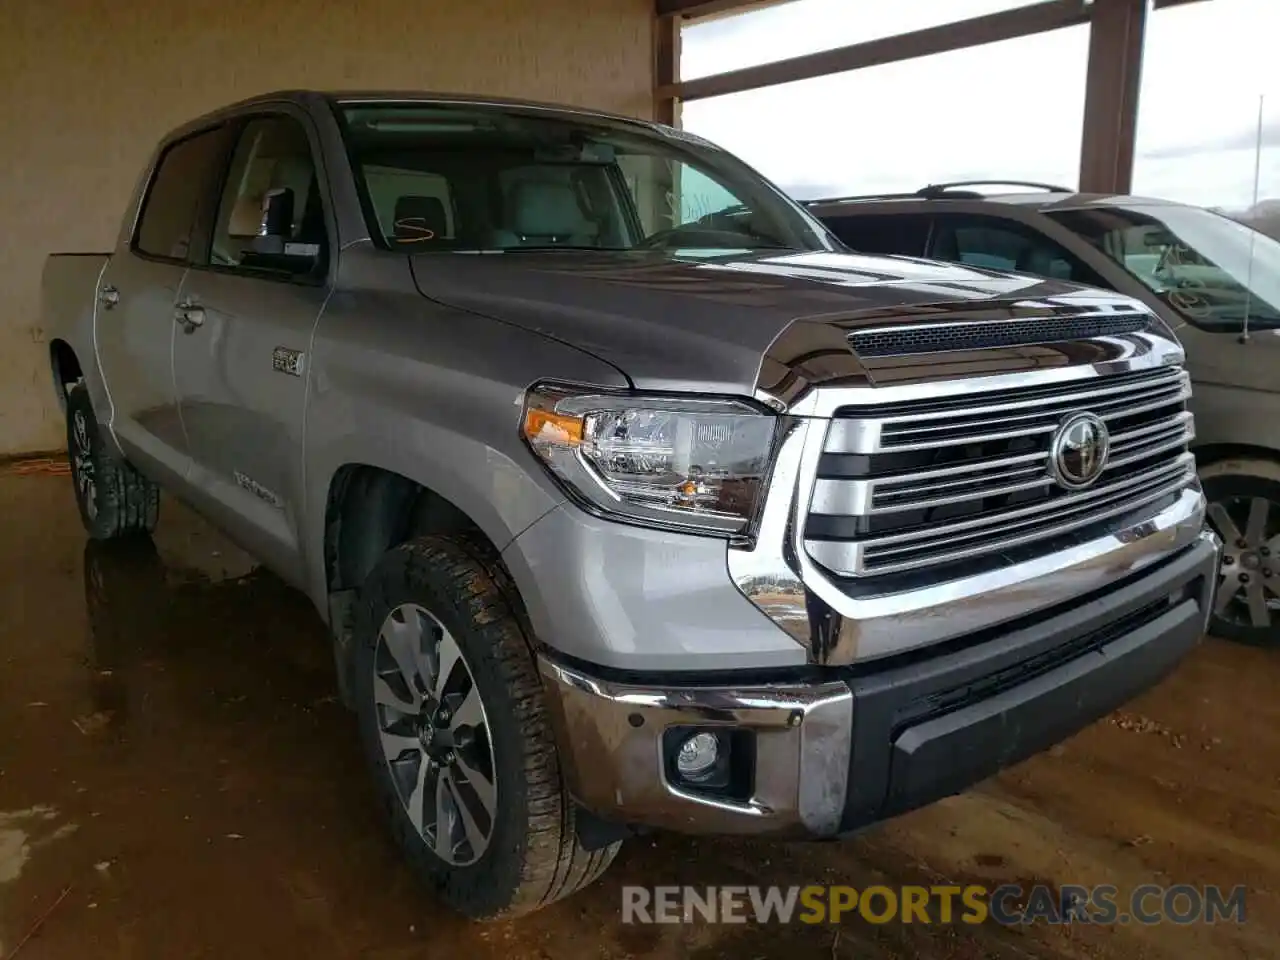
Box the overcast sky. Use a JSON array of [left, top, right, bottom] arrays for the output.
[[681, 0, 1279, 211]]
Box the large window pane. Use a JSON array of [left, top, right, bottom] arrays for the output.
[[1133, 0, 1280, 234], [682, 0, 1041, 81], [682, 25, 1088, 201]]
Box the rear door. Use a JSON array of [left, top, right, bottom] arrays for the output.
[[171, 109, 333, 586], [96, 125, 232, 485]]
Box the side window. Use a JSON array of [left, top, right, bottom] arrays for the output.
[[931, 214, 1106, 286], [823, 213, 930, 256], [133, 127, 228, 262], [209, 116, 327, 277]]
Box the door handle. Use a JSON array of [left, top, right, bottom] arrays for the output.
[[174, 303, 205, 333], [98, 285, 120, 309]]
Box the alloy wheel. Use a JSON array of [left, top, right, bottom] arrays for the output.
[[372, 603, 497, 866], [1208, 496, 1280, 630], [71, 409, 98, 520]]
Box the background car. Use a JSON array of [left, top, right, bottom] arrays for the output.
[[809, 182, 1280, 646]]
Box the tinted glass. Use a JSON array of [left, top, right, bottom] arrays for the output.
[[930, 213, 1104, 285], [822, 213, 930, 256], [209, 116, 327, 277], [338, 103, 837, 256], [134, 128, 227, 261], [1050, 204, 1280, 332]]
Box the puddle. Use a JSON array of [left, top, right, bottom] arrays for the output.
[[0, 805, 76, 884]]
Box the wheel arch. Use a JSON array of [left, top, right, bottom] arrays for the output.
[[49, 338, 84, 413]]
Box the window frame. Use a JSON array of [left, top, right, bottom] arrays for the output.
[[926, 211, 1110, 287], [188, 108, 336, 287], [130, 124, 234, 266]]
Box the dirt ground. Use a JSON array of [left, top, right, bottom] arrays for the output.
[[2, 467, 1279, 960]]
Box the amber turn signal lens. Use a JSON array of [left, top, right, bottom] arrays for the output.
[[523, 408, 584, 447]]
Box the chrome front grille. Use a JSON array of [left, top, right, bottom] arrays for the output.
[[804, 367, 1196, 578]]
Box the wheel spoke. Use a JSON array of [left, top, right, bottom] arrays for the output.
[[445, 768, 488, 856], [433, 769, 455, 859], [448, 683, 484, 733], [432, 632, 463, 700], [1247, 580, 1271, 628], [1213, 578, 1244, 616], [1208, 503, 1243, 545], [380, 731, 420, 765], [1246, 498, 1271, 545], [1215, 574, 1241, 614], [373, 674, 417, 713], [381, 610, 424, 692], [405, 756, 431, 835], [454, 751, 496, 820]]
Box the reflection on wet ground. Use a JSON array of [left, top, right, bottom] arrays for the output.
[[2, 471, 1280, 959]]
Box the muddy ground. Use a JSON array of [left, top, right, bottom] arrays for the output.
[[2, 468, 1278, 959]]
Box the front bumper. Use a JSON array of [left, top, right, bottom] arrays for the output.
[[539, 531, 1219, 839]]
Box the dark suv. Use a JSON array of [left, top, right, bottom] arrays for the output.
[[809, 182, 1280, 646]]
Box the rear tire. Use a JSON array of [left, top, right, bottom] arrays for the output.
[[352, 534, 620, 920], [65, 383, 159, 540], [1200, 456, 1280, 646]]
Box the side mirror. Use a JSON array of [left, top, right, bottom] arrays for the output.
[[253, 187, 295, 255]]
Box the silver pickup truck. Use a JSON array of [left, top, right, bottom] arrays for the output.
[[44, 90, 1220, 919]]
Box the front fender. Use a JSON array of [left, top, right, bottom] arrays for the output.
[[301, 286, 629, 618]]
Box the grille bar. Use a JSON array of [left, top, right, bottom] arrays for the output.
[[825, 368, 1190, 454], [805, 365, 1196, 580], [836, 411, 1195, 515], [807, 455, 1195, 577]]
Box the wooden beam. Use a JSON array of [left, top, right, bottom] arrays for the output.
[[1078, 0, 1147, 193], [656, 0, 789, 19], [653, 13, 681, 125], [658, 0, 1092, 103]]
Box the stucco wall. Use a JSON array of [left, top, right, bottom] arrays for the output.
[[0, 0, 653, 454]]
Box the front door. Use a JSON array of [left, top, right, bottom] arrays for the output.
[[171, 112, 332, 586], [96, 125, 231, 486]]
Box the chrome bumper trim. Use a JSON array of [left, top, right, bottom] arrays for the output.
[[537, 653, 853, 838]]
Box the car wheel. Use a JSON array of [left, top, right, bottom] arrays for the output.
[[1200, 457, 1280, 646], [352, 535, 620, 920], [65, 383, 159, 540]]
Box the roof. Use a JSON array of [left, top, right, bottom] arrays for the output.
[[193, 89, 658, 130], [805, 186, 1190, 214]]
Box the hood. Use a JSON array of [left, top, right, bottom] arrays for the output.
[[408, 249, 1143, 395]]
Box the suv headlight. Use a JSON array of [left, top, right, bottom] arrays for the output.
[[521, 383, 778, 535]]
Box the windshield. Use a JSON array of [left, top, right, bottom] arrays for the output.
[[1047, 203, 1280, 331], [337, 102, 836, 256]]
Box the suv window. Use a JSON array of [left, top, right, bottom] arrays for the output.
[[133, 127, 228, 262], [930, 213, 1104, 285], [209, 116, 327, 277], [823, 213, 930, 257]]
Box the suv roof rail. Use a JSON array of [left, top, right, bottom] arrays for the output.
[[803, 191, 922, 206], [803, 180, 1075, 207], [916, 180, 1074, 197]]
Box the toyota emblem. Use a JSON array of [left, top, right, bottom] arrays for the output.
[[1049, 412, 1110, 490]]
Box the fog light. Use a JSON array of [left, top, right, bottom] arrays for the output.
[[676, 732, 720, 782]]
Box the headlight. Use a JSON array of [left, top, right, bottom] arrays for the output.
[[521, 383, 778, 535]]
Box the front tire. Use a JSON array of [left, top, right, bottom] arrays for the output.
[[1200, 456, 1280, 646], [352, 535, 619, 920], [65, 384, 159, 540]]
